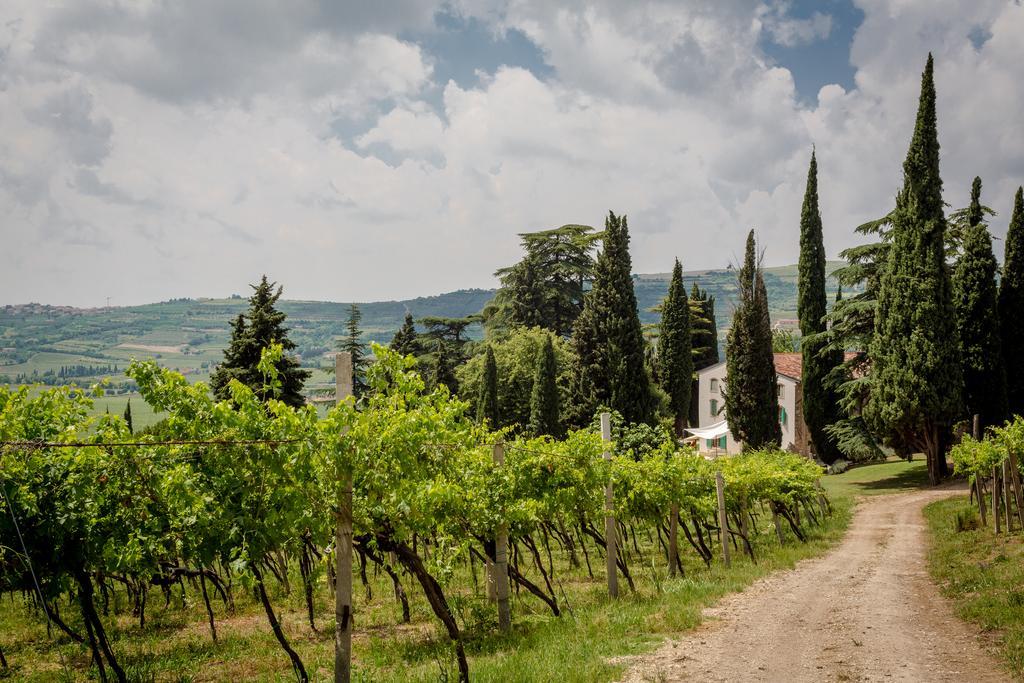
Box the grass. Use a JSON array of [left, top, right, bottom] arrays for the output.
[[925, 495, 1024, 677], [820, 455, 930, 499]]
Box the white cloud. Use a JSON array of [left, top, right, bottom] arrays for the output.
[[1, 0, 1023, 308]]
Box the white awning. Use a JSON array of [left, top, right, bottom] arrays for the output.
[[684, 420, 730, 440]]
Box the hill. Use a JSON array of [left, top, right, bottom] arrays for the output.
[[0, 262, 847, 427]]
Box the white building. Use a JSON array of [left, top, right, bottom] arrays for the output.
[[691, 353, 807, 456]]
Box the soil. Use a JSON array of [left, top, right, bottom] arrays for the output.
[[619, 487, 1009, 682]]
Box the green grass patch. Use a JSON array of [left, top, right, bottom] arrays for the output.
[[820, 455, 930, 499], [925, 496, 1024, 677]]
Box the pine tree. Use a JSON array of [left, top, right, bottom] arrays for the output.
[[866, 55, 962, 484], [659, 259, 693, 436], [528, 334, 562, 437], [476, 346, 499, 426], [210, 276, 310, 407], [725, 230, 781, 450], [390, 312, 420, 357], [953, 177, 1007, 428], [339, 303, 369, 398], [1001, 187, 1024, 418], [123, 398, 133, 434], [568, 211, 656, 426], [432, 340, 458, 395], [797, 149, 844, 462]]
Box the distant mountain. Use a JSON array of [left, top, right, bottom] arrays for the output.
[[0, 261, 847, 380]]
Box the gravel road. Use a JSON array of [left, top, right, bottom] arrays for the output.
[[620, 487, 1009, 682]]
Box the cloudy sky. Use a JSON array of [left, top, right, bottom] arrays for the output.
[[2, 0, 1023, 307]]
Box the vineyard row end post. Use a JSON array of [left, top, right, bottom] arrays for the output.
[[601, 412, 618, 599], [335, 351, 354, 683], [493, 442, 511, 631], [715, 470, 731, 568]]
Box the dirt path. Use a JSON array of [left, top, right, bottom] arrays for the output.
[[620, 487, 1009, 682]]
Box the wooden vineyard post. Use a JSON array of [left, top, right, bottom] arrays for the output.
[[716, 470, 731, 568], [993, 464, 1002, 535], [976, 476, 988, 527], [335, 351, 354, 683], [493, 442, 511, 631], [974, 413, 988, 526], [1007, 449, 1024, 531], [1004, 459, 1014, 532], [601, 412, 618, 599], [668, 501, 680, 578]]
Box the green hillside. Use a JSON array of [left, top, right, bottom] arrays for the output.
[[0, 262, 847, 427]]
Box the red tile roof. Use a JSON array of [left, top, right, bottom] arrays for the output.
[[773, 352, 859, 381]]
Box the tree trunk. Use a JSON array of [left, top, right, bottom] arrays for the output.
[[252, 565, 308, 682]]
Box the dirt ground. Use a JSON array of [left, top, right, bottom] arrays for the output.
[[620, 487, 1009, 682]]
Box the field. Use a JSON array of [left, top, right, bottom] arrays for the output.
[[1, 452, 934, 682]]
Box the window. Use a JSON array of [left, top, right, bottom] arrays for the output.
[[777, 383, 785, 398], [706, 436, 727, 450], [710, 378, 719, 393], [779, 406, 788, 427], [710, 398, 719, 416]]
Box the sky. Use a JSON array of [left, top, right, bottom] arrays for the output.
[[1, 0, 1023, 307]]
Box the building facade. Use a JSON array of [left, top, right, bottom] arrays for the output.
[[693, 353, 809, 457]]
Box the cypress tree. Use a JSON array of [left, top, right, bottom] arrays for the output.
[[797, 149, 844, 462], [725, 231, 781, 450], [688, 283, 719, 427], [659, 259, 693, 436], [866, 55, 962, 484], [477, 346, 499, 426], [432, 340, 458, 395], [210, 275, 310, 407], [1001, 187, 1024, 417], [568, 211, 656, 426], [528, 334, 561, 437], [339, 303, 369, 398], [390, 312, 419, 357], [689, 283, 719, 370], [952, 177, 1007, 428], [123, 398, 133, 434]]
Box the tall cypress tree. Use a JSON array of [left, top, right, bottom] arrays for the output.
[[725, 231, 781, 450], [123, 398, 133, 434], [528, 334, 561, 437], [659, 259, 693, 436], [390, 312, 420, 357], [210, 275, 310, 407], [797, 150, 844, 462], [1001, 187, 1024, 417], [952, 177, 1007, 428], [477, 346, 499, 426], [339, 303, 369, 398], [568, 211, 656, 426], [688, 283, 720, 427], [866, 55, 962, 484]]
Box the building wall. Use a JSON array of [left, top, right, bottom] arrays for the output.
[[695, 362, 803, 455]]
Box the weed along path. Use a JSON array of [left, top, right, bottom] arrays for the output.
[[620, 486, 1007, 682]]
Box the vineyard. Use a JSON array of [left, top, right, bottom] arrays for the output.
[[0, 344, 834, 682]]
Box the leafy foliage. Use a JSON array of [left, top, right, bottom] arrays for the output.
[[209, 275, 310, 407], [866, 55, 963, 484], [726, 231, 781, 450], [952, 177, 1007, 428], [798, 150, 844, 462], [659, 260, 694, 436], [1000, 187, 1024, 417]]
